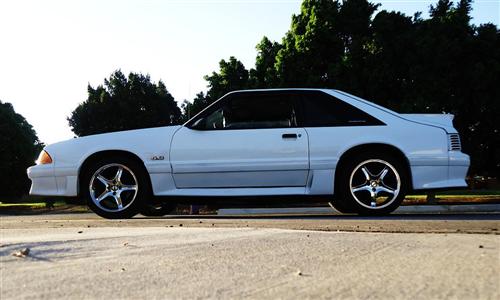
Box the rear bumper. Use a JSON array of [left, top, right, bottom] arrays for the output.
[[411, 151, 470, 191], [27, 165, 78, 196]]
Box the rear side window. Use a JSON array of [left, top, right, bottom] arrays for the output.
[[300, 92, 384, 127]]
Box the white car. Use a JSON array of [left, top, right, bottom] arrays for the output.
[[28, 89, 470, 218]]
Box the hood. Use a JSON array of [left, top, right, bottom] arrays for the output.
[[51, 125, 182, 146], [45, 125, 182, 165], [400, 114, 457, 133]]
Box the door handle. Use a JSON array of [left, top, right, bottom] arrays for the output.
[[282, 133, 298, 139]]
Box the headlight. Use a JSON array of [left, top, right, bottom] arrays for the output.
[[36, 150, 53, 165]]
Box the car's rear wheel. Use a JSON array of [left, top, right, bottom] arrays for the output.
[[336, 153, 408, 215], [82, 157, 149, 219]]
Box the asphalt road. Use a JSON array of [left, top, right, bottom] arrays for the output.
[[1, 213, 499, 299]]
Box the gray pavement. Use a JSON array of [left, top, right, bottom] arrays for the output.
[[1, 213, 499, 299]]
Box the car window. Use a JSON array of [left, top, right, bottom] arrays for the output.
[[204, 107, 225, 129], [202, 93, 298, 130], [301, 92, 384, 127]]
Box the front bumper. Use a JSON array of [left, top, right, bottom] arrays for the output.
[[27, 164, 78, 196]]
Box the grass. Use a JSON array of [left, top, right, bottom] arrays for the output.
[[405, 189, 500, 204], [409, 189, 500, 196], [0, 200, 66, 209], [0, 202, 47, 208], [436, 190, 500, 196], [403, 193, 499, 205], [406, 195, 499, 199]]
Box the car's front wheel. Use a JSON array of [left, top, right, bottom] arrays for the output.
[[336, 153, 408, 215], [82, 156, 149, 219]]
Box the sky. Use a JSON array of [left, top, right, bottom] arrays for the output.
[[1, 0, 498, 144]]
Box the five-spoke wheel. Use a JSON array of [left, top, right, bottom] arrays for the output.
[[89, 163, 139, 213], [82, 156, 150, 219], [349, 159, 401, 210], [333, 152, 408, 215]]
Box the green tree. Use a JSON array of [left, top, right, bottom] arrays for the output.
[[0, 101, 43, 198], [334, 0, 380, 94], [181, 57, 250, 120], [402, 0, 499, 176], [275, 0, 344, 87], [204, 56, 250, 101], [68, 70, 181, 136], [181, 91, 211, 121], [364, 10, 416, 109], [249, 37, 282, 88], [273, 0, 379, 90]]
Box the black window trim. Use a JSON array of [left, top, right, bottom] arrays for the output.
[[185, 90, 386, 130]]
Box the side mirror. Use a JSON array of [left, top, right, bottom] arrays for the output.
[[189, 117, 206, 130]]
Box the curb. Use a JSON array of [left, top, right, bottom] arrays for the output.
[[217, 204, 500, 216]]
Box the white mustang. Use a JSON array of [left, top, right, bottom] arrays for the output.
[[28, 89, 470, 218]]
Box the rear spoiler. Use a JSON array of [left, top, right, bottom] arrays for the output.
[[399, 114, 455, 128]]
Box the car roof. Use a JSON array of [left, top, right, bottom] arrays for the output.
[[227, 88, 399, 115], [225, 88, 331, 95]]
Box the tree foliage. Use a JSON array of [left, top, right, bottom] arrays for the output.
[[250, 37, 282, 88], [182, 57, 250, 118], [205, 56, 250, 101], [0, 101, 43, 198], [181, 91, 211, 120], [68, 70, 181, 136]]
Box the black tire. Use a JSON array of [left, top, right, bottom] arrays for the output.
[[140, 201, 176, 217], [336, 152, 408, 215], [81, 156, 150, 219], [328, 199, 356, 214]]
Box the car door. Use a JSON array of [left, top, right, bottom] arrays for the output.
[[169, 92, 309, 188]]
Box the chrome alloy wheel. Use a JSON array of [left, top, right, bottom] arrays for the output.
[[349, 159, 401, 210], [89, 163, 139, 213]]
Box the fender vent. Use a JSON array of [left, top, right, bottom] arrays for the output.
[[448, 134, 462, 151]]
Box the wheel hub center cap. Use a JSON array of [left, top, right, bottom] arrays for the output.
[[370, 181, 378, 188]]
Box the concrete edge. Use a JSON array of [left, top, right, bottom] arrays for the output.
[[217, 204, 500, 216]]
